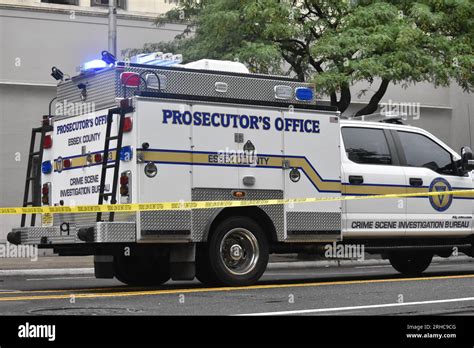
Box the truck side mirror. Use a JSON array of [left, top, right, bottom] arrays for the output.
[[460, 146, 474, 173]]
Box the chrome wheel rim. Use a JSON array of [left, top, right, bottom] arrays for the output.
[[219, 228, 259, 276]]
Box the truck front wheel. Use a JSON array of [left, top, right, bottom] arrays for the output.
[[389, 252, 433, 276], [207, 216, 269, 286], [114, 251, 170, 286]]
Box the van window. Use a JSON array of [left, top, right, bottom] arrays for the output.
[[397, 131, 454, 174], [342, 127, 392, 165]]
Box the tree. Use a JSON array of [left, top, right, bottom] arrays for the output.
[[126, 0, 473, 116]]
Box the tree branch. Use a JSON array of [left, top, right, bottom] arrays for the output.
[[281, 52, 306, 81], [337, 85, 352, 113], [354, 79, 390, 117]]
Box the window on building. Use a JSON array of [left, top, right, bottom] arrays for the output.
[[397, 131, 454, 174], [91, 0, 126, 9], [342, 127, 392, 165], [41, 0, 79, 5]]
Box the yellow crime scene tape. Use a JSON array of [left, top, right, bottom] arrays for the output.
[[0, 189, 473, 215]]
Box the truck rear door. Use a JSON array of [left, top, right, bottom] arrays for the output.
[[283, 110, 342, 241]]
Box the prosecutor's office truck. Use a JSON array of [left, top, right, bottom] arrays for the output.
[[8, 52, 474, 286]]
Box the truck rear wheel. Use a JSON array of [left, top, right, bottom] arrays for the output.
[[389, 253, 433, 276], [114, 251, 170, 286], [207, 216, 269, 286]]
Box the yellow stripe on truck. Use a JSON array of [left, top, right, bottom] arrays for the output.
[[139, 150, 342, 193]]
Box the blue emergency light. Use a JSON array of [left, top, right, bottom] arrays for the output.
[[80, 59, 109, 73], [295, 87, 314, 101], [42, 161, 53, 174]]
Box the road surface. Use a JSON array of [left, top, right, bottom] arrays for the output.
[[0, 258, 473, 316]]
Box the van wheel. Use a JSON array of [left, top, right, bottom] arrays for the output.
[[389, 253, 433, 276], [114, 252, 170, 286], [208, 216, 269, 286]]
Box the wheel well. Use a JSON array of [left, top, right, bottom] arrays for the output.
[[206, 206, 278, 243]]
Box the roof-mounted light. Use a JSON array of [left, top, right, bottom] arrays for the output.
[[120, 72, 141, 87], [80, 59, 108, 73], [295, 87, 314, 101]]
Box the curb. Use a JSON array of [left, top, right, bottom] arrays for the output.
[[0, 256, 471, 276], [267, 255, 473, 271], [0, 268, 94, 276]]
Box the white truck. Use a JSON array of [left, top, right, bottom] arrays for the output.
[[8, 53, 474, 286]]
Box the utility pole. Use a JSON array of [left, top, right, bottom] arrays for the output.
[[108, 0, 117, 57]]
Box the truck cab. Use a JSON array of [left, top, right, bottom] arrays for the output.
[[340, 118, 474, 274]]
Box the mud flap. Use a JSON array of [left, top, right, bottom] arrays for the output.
[[170, 244, 196, 280], [94, 255, 114, 279]]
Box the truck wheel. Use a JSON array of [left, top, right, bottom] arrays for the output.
[[114, 252, 170, 286], [208, 216, 269, 286], [389, 253, 433, 276], [195, 243, 218, 286]]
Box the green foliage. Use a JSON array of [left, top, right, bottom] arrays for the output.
[[128, 0, 473, 114]]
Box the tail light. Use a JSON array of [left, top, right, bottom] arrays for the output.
[[122, 117, 133, 132], [43, 135, 53, 149], [42, 183, 51, 205], [120, 171, 131, 203]]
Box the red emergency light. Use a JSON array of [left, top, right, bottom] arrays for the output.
[[120, 72, 140, 87], [43, 135, 53, 149], [63, 158, 72, 168], [122, 117, 133, 132]]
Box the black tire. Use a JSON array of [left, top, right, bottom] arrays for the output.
[[195, 243, 219, 286], [208, 216, 269, 286], [114, 251, 170, 286], [389, 253, 433, 276]]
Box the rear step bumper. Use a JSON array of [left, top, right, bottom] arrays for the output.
[[8, 222, 136, 246]]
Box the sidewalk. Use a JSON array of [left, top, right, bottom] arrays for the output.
[[0, 254, 471, 276]]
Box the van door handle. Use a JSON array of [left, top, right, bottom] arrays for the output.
[[409, 177, 423, 186], [348, 175, 364, 185]]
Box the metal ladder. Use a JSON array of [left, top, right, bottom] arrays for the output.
[[21, 122, 53, 227], [96, 104, 131, 222]]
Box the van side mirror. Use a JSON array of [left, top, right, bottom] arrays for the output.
[[460, 146, 474, 173]]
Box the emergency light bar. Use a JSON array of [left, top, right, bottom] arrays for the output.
[[80, 59, 109, 73]]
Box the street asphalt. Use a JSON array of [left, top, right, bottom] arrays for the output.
[[0, 256, 472, 316]]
